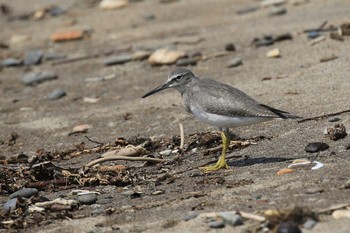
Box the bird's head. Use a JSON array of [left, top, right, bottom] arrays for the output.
[[142, 68, 196, 98]]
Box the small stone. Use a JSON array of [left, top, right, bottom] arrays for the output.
[[152, 190, 164, 195], [159, 149, 172, 156], [277, 168, 294, 175], [72, 124, 92, 134], [340, 23, 350, 36], [225, 43, 236, 51], [10, 34, 31, 44], [305, 142, 329, 153], [3, 198, 17, 212], [328, 117, 340, 122], [261, 0, 287, 7], [51, 30, 84, 42], [21, 71, 57, 86], [47, 88, 66, 100], [274, 33, 293, 42], [276, 222, 301, 233], [9, 188, 38, 199], [332, 210, 350, 219], [148, 48, 186, 65], [307, 31, 320, 39], [176, 58, 197, 66], [325, 124, 347, 141], [1, 58, 22, 67], [77, 193, 97, 205], [100, 0, 128, 10], [269, 7, 287, 16], [340, 179, 350, 189], [236, 6, 259, 15], [303, 219, 317, 229], [320, 55, 338, 62], [226, 57, 242, 68], [219, 212, 242, 227], [304, 187, 323, 194], [266, 48, 280, 58], [49, 5, 66, 16], [183, 212, 198, 221], [104, 54, 132, 66], [24, 50, 44, 65], [330, 32, 344, 41], [132, 50, 152, 60], [83, 97, 99, 103], [208, 218, 225, 228], [252, 37, 274, 47]]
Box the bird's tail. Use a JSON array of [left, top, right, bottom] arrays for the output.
[[260, 104, 301, 119]]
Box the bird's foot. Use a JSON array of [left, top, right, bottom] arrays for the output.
[[199, 155, 230, 173]]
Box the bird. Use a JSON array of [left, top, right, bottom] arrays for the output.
[[142, 68, 299, 172]]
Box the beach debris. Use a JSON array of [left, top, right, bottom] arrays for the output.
[[305, 142, 329, 153], [324, 123, 347, 141], [266, 48, 281, 58]]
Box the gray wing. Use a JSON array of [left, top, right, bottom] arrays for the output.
[[184, 79, 296, 119]]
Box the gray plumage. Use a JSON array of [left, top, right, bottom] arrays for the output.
[[142, 68, 299, 129]]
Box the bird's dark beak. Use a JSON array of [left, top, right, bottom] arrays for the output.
[[142, 82, 171, 98]]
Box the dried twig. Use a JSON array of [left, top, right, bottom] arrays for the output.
[[179, 123, 185, 150], [85, 156, 165, 168], [85, 135, 104, 145], [240, 211, 266, 222], [298, 109, 350, 123]]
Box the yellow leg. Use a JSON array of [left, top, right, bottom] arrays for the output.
[[200, 131, 230, 172]]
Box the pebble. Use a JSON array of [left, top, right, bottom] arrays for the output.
[[208, 218, 225, 229], [3, 198, 17, 212], [261, 0, 287, 7], [1, 58, 22, 67], [226, 57, 243, 68], [152, 190, 164, 195], [276, 222, 301, 233], [83, 97, 99, 103], [274, 33, 293, 42], [320, 55, 338, 63], [305, 142, 329, 153], [9, 188, 38, 199], [330, 32, 344, 41], [328, 117, 340, 122], [266, 48, 280, 58], [51, 30, 84, 42], [100, 0, 128, 10], [340, 179, 350, 189], [277, 168, 294, 175], [332, 210, 350, 219], [303, 219, 317, 229], [159, 149, 172, 156], [176, 58, 197, 66], [183, 212, 198, 221], [225, 43, 236, 51], [24, 50, 43, 65], [104, 54, 132, 66], [236, 6, 259, 15], [307, 31, 320, 39], [132, 50, 152, 60], [21, 71, 57, 86], [47, 88, 66, 100], [77, 193, 98, 205], [220, 212, 242, 227], [304, 187, 323, 194], [252, 37, 274, 47], [148, 48, 186, 65], [72, 124, 92, 133], [10, 34, 31, 44], [269, 7, 287, 16], [340, 23, 350, 36]]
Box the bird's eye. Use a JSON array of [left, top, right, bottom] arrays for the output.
[[175, 75, 182, 80]]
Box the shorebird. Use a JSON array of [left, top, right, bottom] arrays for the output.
[[142, 68, 299, 172]]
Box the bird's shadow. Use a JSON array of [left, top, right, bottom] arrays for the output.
[[228, 156, 295, 167]]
